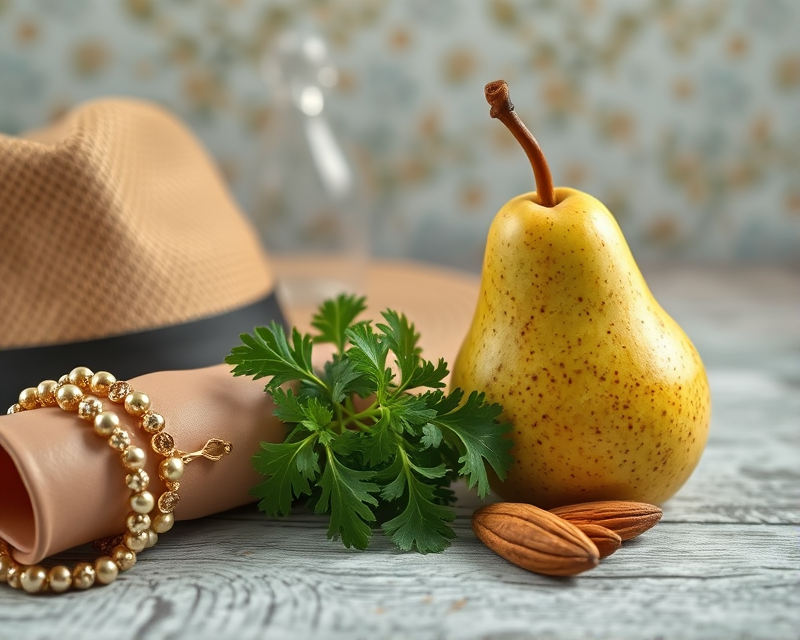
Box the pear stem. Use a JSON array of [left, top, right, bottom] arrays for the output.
[[485, 79, 556, 208]]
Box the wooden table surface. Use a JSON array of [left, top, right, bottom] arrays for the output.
[[1, 263, 798, 640]]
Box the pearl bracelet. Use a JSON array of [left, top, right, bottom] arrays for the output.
[[1, 366, 232, 594]]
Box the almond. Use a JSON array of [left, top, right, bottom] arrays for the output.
[[472, 503, 600, 577], [549, 500, 663, 541], [573, 524, 622, 558]]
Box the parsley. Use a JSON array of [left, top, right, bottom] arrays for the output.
[[226, 294, 513, 553]]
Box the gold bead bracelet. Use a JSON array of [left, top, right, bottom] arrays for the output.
[[2, 366, 232, 594], [2, 368, 154, 593]]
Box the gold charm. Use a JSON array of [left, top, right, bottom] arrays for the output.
[[92, 534, 124, 556], [151, 432, 176, 456], [157, 491, 180, 514], [178, 438, 233, 464]]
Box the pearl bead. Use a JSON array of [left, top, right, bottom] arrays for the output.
[[107, 381, 133, 403], [152, 512, 175, 534], [159, 456, 185, 481], [108, 427, 131, 450], [94, 557, 119, 585], [47, 565, 72, 593], [6, 565, 21, 589], [20, 565, 47, 593], [56, 384, 84, 411], [127, 512, 151, 534], [145, 530, 159, 549], [124, 530, 148, 553], [126, 469, 150, 491], [77, 396, 103, 421], [0, 555, 14, 582], [68, 367, 94, 390], [111, 545, 136, 572], [130, 490, 155, 514], [18, 387, 39, 410], [121, 445, 147, 470], [124, 391, 151, 417], [6, 403, 22, 414], [36, 380, 59, 406], [72, 562, 96, 590], [0, 554, 14, 582], [90, 371, 116, 396], [94, 410, 120, 436], [141, 411, 165, 434]]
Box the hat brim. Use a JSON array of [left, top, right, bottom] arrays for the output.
[[0, 259, 478, 408], [278, 258, 479, 381]]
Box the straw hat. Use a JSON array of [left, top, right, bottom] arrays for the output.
[[0, 98, 284, 406]]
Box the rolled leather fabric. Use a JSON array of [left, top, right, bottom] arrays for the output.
[[0, 364, 283, 565]]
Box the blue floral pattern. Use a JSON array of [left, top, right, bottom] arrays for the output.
[[0, 0, 798, 268]]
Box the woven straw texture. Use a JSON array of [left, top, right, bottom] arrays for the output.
[[0, 98, 274, 349]]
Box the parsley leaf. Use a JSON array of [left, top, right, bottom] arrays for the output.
[[250, 435, 319, 516], [427, 389, 514, 498], [361, 409, 396, 466], [345, 323, 392, 394], [227, 294, 513, 553], [298, 397, 334, 433], [315, 445, 379, 550], [228, 323, 321, 391], [406, 358, 449, 391], [376, 310, 420, 387], [380, 449, 456, 553], [312, 294, 367, 353], [386, 393, 437, 436], [325, 357, 370, 404], [421, 423, 443, 449], [270, 387, 307, 424]]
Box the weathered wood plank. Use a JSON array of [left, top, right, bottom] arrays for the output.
[[1, 514, 798, 640], [656, 365, 800, 525]]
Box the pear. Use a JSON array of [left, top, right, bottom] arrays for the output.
[[451, 81, 711, 508]]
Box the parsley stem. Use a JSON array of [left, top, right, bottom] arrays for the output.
[[347, 403, 383, 431], [349, 419, 372, 431], [334, 403, 345, 433], [344, 403, 380, 422], [337, 400, 380, 432], [314, 374, 330, 391], [396, 446, 419, 490]]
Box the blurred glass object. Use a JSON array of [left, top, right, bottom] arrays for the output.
[[255, 31, 368, 309]]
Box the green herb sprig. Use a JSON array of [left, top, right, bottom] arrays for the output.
[[226, 294, 512, 553]]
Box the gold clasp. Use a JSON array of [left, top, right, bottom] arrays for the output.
[[177, 438, 233, 464]]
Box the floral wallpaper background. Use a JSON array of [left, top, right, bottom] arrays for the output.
[[0, 0, 798, 271]]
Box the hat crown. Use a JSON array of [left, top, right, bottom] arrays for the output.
[[0, 98, 274, 349]]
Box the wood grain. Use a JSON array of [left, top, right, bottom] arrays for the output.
[[1, 264, 798, 640]]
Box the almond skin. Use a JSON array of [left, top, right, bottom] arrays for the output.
[[472, 503, 600, 577], [549, 501, 663, 541], [573, 524, 622, 558]]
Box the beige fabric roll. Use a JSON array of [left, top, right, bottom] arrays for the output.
[[0, 262, 480, 565], [0, 364, 282, 566]]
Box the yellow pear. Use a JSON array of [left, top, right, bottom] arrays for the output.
[[451, 81, 711, 508]]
